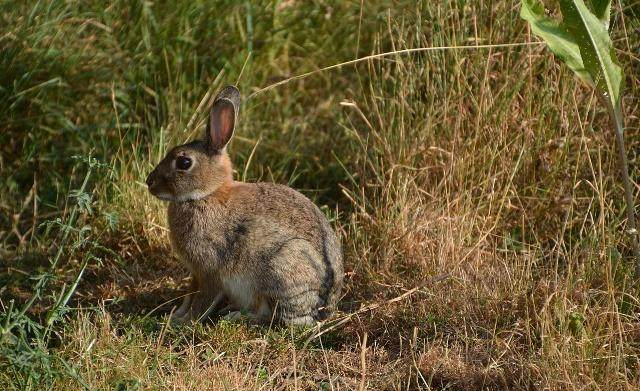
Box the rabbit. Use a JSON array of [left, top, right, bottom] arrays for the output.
[[145, 85, 344, 326]]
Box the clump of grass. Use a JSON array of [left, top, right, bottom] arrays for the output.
[[1, 1, 639, 390]]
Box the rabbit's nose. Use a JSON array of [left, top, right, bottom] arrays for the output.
[[146, 172, 155, 187]]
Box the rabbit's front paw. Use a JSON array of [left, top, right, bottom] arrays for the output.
[[175, 291, 225, 323], [170, 311, 191, 325], [223, 310, 244, 322], [172, 300, 191, 319]]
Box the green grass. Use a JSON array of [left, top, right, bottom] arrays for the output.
[[2, 0, 640, 389]]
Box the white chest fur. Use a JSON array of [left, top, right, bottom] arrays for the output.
[[222, 274, 255, 310]]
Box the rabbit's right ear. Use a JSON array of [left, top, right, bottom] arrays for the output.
[[206, 85, 240, 152]]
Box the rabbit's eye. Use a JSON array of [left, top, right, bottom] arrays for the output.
[[175, 156, 192, 170]]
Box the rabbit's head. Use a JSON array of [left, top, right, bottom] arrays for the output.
[[146, 86, 240, 202]]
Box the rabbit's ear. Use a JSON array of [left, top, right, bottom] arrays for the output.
[[206, 85, 240, 152]]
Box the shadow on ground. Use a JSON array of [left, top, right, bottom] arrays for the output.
[[0, 239, 188, 320]]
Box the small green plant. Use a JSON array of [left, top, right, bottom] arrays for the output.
[[521, 0, 639, 274], [0, 154, 110, 388]]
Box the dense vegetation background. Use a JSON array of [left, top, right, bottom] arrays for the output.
[[1, 1, 639, 389]]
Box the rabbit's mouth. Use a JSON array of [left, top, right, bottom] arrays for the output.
[[147, 186, 174, 201], [146, 173, 175, 201], [153, 193, 174, 201], [146, 181, 172, 201], [149, 188, 211, 202]]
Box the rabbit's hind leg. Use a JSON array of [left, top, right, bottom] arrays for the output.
[[265, 240, 326, 326]]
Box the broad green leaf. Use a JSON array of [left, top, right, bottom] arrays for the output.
[[559, 0, 623, 109], [588, 0, 611, 30], [520, 0, 593, 85]]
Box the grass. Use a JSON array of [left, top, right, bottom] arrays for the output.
[[1, 0, 640, 389]]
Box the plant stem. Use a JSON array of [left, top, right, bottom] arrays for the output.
[[609, 102, 640, 276]]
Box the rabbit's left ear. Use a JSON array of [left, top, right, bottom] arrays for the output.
[[206, 85, 240, 152]]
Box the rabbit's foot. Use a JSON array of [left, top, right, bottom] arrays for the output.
[[222, 310, 245, 322], [169, 311, 191, 325], [172, 297, 192, 319], [180, 292, 225, 323], [223, 310, 266, 324], [215, 304, 234, 316]]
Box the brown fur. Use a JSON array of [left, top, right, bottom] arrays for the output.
[[146, 86, 343, 325]]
